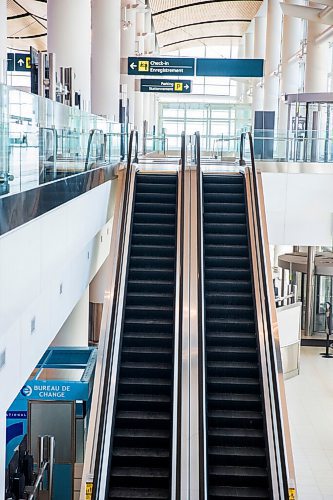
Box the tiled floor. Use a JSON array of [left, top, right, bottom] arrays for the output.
[[285, 346, 333, 499]]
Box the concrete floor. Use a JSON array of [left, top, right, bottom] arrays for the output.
[[285, 346, 333, 499]]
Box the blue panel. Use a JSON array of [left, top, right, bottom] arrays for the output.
[[52, 464, 72, 500], [140, 79, 192, 94], [196, 58, 264, 78], [128, 57, 195, 76]]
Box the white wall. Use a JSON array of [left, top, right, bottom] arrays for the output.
[[262, 172, 333, 246], [0, 181, 115, 494]]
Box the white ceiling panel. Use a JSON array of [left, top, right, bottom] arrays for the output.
[[150, 0, 262, 50], [7, 0, 47, 52]]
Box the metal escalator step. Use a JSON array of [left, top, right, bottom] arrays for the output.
[[115, 411, 171, 429], [127, 280, 174, 294], [205, 304, 254, 320], [207, 361, 258, 377], [130, 244, 175, 258], [136, 174, 176, 184], [205, 279, 252, 292], [136, 182, 177, 194], [206, 332, 256, 348], [121, 347, 173, 361], [205, 256, 250, 268], [206, 318, 255, 333], [205, 292, 253, 306], [204, 213, 246, 223], [126, 293, 174, 307], [135, 192, 176, 203], [120, 362, 172, 378], [204, 233, 248, 245], [205, 245, 249, 257], [208, 409, 263, 428], [109, 487, 169, 499], [209, 466, 268, 487], [118, 378, 171, 395], [204, 222, 247, 234], [208, 428, 265, 447], [122, 332, 173, 348], [113, 429, 170, 449], [112, 447, 169, 467], [209, 446, 266, 466], [204, 202, 245, 214], [203, 182, 244, 193], [210, 486, 269, 498], [125, 305, 174, 320], [110, 467, 169, 489], [130, 256, 175, 268], [134, 202, 176, 214], [207, 378, 260, 395], [208, 393, 261, 411], [205, 268, 251, 280], [203, 175, 243, 184], [133, 212, 176, 224], [131, 234, 175, 246], [132, 222, 176, 235], [124, 318, 174, 333], [117, 394, 171, 412], [128, 268, 175, 281]]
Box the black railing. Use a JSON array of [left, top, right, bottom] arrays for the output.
[[243, 131, 289, 498]]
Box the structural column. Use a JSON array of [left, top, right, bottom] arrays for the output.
[[263, 0, 283, 123], [243, 30, 254, 103], [91, 0, 121, 120], [0, 0, 6, 83], [48, 0, 91, 109], [134, 90, 144, 143], [121, 2, 137, 126], [305, 21, 329, 93], [278, 2, 304, 132], [305, 246, 316, 336], [252, 16, 266, 113]]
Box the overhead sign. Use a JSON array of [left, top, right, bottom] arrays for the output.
[[7, 53, 31, 72], [196, 58, 264, 78], [128, 57, 195, 76], [140, 79, 192, 94], [19, 381, 90, 401]]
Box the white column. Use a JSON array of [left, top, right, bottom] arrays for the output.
[[48, 0, 91, 108], [149, 94, 156, 135], [264, 0, 283, 121], [253, 16, 267, 113], [121, 4, 136, 126], [143, 93, 151, 130], [244, 31, 254, 103], [305, 22, 330, 93], [134, 91, 144, 141], [52, 288, 89, 347], [91, 0, 121, 121], [237, 40, 245, 101], [0, 0, 7, 83], [278, 2, 304, 131]]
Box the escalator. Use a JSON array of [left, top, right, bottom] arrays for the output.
[[202, 173, 271, 499], [107, 173, 178, 500]]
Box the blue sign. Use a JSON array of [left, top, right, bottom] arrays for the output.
[[196, 58, 264, 78], [140, 79, 192, 94], [128, 57, 195, 76], [19, 380, 90, 401], [7, 53, 32, 72]]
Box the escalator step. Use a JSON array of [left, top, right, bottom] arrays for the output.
[[207, 378, 260, 395], [205, 256, 250, 268], [136, 182, 177, 194], [115, 411, 171, 429], [136, 174, 176, 184], [205, 292, 253, 306], [114, 428, 170, 449], [207, 361, 258, 377], [204, 222, 247, 234], [134, 202, 176, 214], [127, 280, 174, 294], [122, 332, 173, 348], [204, 202, 245, 214], [118, 377, 172, 395], [130, 245, 175, 258], [205, 233, 248, 245], [208, 393, 261, 411], [204, 213, 246, 223], [110, 467, 169, 488], [205, 245, 249, 257], [210, 486, 269, 499], [208, 446, 266, 466], [208, 428, 265, 447], [209, 466, 268, 487], [132, 222, 176, 235], [109, 487, 169, 499], [130, 256, 175, 268], [135, 192, 176, 203], [203, 175, 243, 184]]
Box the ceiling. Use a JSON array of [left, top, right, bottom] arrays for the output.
[[7, 0, 47, 52], [149, 0, 262, 52]]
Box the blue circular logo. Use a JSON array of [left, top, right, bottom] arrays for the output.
[[21, 385, 32, 397]]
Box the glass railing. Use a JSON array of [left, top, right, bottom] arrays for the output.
[[0, 83, 123, 197], [244, 130, 333, 163]]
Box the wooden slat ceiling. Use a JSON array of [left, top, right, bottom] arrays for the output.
[[150, 0, 262, 51], [7, 0, 47, 52]]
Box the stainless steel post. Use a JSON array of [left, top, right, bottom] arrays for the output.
[[305, 246, 316, 336], [38, 52, 45, 97], [48, 436, 55, 500], [49, 53, 56, 101]]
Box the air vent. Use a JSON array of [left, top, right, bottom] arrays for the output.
[[31, 316, 36, 334], [0, 350, 6, 370]]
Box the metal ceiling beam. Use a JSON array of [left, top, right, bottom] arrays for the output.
[[152, 0, 260, 17], [280, 2, 333, 24], [157, 19, 251, 35], [161, 34, 242, 48]]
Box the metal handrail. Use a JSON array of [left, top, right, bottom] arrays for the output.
[[243, 131, 293, 498], [85, 128, 105, 171], [91, 130, 138, 499], [194, 131, 208, 500]]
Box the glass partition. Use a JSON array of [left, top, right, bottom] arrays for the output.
[[0, 83, 122, 197]]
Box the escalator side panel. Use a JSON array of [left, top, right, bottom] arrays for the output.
[[108, 174, 178, 500]]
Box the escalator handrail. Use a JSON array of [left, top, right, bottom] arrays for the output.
[[91, 130, 138, 499], [194, 131, 208, 500], [242, 131, 291, 497]]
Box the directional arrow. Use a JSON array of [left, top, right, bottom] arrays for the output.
[[130, 62, 137, 70], [17, 59, 24, 66], [184, 84, 189, 90]]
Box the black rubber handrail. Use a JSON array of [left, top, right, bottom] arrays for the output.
[[92, 130, 138, 500], [242, 131, 289, 498]]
